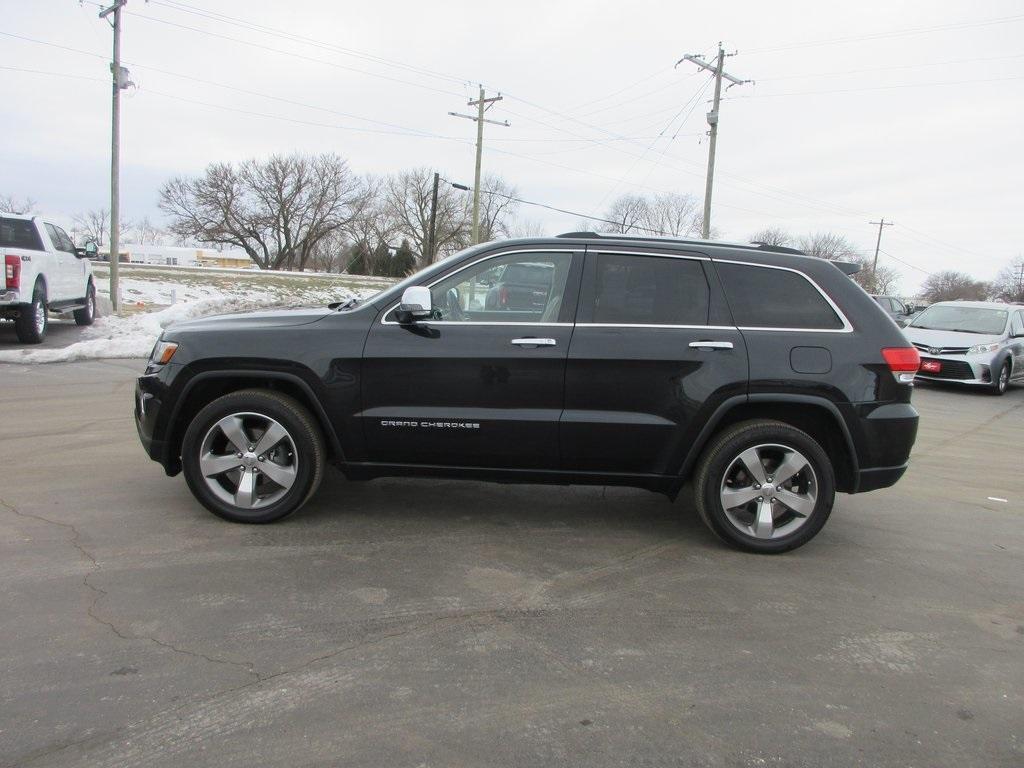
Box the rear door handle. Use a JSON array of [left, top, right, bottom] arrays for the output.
[[511, 337, 557, 347], [689, 340, 734, 350]]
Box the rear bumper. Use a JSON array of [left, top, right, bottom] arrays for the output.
[[854, 463, 909, 492], [848, 401, 918, 493]]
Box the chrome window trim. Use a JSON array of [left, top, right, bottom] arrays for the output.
[[380, 248, 578, 326], [713, 257, 854, 333], [576, 323, 736, 331], [592, 249, 710, 262]]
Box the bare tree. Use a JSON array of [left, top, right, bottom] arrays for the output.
[[159, 153, 367, 270], [645, 192, 702, 237], [796, 232, 860, 261], [508, 216, 547, 238], [601, 193, 653, 234], [920, 271, 990, 303], [749, 227, 792, 247], [125, 215, 165, 246], [0, 194, 37, 215], [383, 168, 467, 263], [476, 174, 520, 243], [71, 208, 110, 247], [992, 257, 1024, 303]]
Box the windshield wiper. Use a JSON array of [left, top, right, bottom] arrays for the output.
[[329, 297, 361, 311], [950, 328, 988, 334]]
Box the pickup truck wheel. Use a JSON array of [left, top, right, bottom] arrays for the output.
[[73, 282, 96, 326], [14, 282, 48, 344], [181, 389, 325, 523], [693, 420, 835, 554]]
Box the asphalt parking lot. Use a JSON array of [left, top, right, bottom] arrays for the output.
[[0, 318, 85, 350], [1, 359, 1021, 768]]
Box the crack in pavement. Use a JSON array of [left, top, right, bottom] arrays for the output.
[[0, 496, 260, 682]]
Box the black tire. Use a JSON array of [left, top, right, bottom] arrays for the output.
[[693, 419, 836, 554], [14, 281, 47, 344], [181, 389, 325, 523], [990, 361, 1010, 396], [73, 281, 96, 326]]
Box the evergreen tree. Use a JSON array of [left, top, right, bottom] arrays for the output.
[[391, 238, 416, 277]]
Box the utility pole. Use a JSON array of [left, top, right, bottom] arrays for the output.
[[676, 44, 751, 238], [869, 218, 894, 276], [99, 0, 130, 312], [449, 87, 509, 244], [427, 172, 439, 263]]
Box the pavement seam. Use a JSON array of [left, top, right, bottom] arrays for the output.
[[0, 496, 260, 682]]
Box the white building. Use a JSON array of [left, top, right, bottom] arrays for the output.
[[98, 245, 255, 268]]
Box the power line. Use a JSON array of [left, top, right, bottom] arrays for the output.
[[878, 249, 933, 277], [757, 51, 1024, 81], [744, 13, 1024, 54], [122, 11, 467, 98], [723, 75, 1024, 100], [438, 177, 676, 237], [146, 0, 470, 86]]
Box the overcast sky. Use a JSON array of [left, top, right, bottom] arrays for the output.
[[3, 0, 1023, 293]]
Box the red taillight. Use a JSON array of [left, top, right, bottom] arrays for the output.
[[4, 255, 20, 289], [882, 346, 920, 373], [498, 286, 509, 308]]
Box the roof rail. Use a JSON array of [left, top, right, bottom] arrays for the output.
[[556, 230, 809, 256]]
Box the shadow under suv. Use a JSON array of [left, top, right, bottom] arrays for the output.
[[135, 233, 921, 553]]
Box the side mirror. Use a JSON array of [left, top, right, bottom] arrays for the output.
[[396, 285, 432, 324]]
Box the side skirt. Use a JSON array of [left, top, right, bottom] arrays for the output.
[[340, 461, 678, 496]]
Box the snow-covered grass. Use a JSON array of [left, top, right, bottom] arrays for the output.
[[0, 265, 394, 364]]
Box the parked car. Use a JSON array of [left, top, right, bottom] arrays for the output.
[[483, 261, 556, 312], [0, 214, 97, 343], [135, 232, 921, 553], [902, 300, 1024, 394], [871, 294, 916, 326]]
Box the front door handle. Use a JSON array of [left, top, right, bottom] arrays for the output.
[[689, 340, 734, 350], [511, 337, 557, 347]]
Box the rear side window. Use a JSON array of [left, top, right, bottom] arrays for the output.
[[0, 217, 44, 251], [716, 262, 844, 330], [591, 254, 709, 325]]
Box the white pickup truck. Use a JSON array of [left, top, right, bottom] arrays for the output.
[[1, 214, 97, 343]]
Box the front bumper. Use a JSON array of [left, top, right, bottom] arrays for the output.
[[915, 354, 993, 386], [135, 370, 172, 472]]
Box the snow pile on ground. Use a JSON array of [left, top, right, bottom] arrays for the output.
[[0, 295, 289, 364]]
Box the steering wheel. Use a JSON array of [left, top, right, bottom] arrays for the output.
[[444, 287, 465, 321]]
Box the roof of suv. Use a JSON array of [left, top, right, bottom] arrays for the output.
[[927, 300, 1016, 310], [551, 231, 862, 275]]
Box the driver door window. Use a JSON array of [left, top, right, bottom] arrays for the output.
[[429, 252, 573, 324]]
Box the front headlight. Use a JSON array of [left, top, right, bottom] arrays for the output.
[[150, 340, 179, 365], [968, 342, 1000, 355]]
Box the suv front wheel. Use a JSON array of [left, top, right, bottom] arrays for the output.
[[181, 389, 325, 523], [694, 420, 835, 554]]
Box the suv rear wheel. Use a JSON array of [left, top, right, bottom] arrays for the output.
[[181, 389, 325, 523], [15, 281, 47, 344], [694, 420, 835, 553]]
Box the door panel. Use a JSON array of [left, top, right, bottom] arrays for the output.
[[561, 250, 748, 475], [562, 326, 747, 473], [359, 249, 583, 469], [361, 322, 574, 467]]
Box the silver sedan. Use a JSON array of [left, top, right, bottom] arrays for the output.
[[902, 301, 1024, 395]]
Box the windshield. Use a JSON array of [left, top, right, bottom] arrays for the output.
[[908, 305, 1007, 335]]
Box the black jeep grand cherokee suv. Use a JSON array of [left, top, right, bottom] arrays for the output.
[[135, 233, 920, 553]]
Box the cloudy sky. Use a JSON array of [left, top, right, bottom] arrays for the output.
[[3, 0, 1022, 292]]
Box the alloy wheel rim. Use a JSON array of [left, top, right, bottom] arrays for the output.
[[1000, 366, 1009, 390], [199, 412, 298, 510], [719, 443, 818, 540], [34, 301, 46, 333]]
